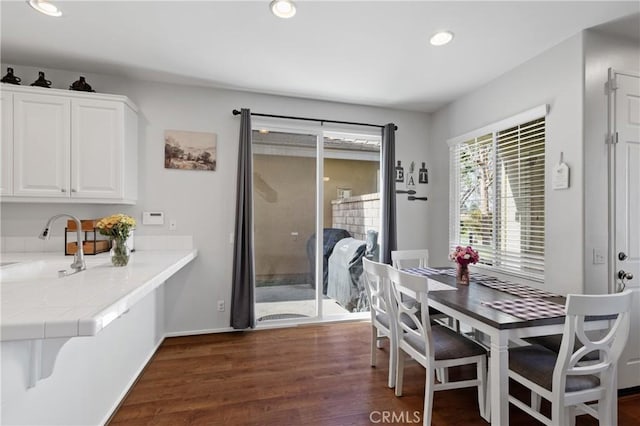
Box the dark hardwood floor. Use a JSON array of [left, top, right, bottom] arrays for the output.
[[109, 321, 640, 425]]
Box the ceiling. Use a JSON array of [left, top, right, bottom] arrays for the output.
[[1, 1, 638, 112]]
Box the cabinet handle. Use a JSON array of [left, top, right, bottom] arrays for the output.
[[71, 189, 77, 193], [61, 188, 66, 193]]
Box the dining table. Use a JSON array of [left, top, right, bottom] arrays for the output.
[[404, 266, 610, 426]]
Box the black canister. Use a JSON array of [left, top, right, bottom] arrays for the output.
[[1, 67, 21, 85], [69, 76, 95, 92], [31, 71, 52, 88]]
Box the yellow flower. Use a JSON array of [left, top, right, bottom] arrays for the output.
[[97, 213, 136, 240]]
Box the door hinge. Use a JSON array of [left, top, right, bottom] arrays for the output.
[[606, 132, 619, 145], [605, 79, 618, 94]]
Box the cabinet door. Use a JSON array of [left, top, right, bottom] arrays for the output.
[[13, 93, 70, 197], [71, 98, 123, 199], [1, 91, 13, 195]]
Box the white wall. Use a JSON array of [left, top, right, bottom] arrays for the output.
[[427, 33, 585, 294], [583, 30, 640, 295], [0, 63, 430, 334]]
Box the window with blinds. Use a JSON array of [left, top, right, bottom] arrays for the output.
[[449, 109, 546, 281]]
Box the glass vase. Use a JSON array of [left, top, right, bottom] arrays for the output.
[[456, 263, 470, 285], [110, 237, 131, 267]]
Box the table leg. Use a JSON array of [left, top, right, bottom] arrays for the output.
[[490, 331, 509, 426]]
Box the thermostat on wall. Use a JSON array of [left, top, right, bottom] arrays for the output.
[[142, 211, 164, 225]]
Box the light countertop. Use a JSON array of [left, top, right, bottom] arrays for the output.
[[1, 249, 198, 341]]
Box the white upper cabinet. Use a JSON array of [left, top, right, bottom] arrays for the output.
[[13, 92, 71, 197], [1, 91, 13, 196], [1, 84, 138, 204], [71, 98, 123, 199]]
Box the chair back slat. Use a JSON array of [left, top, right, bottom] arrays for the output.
[[387, 266, 433, 359], [554, 291, 632, 391], [391, 249, 429, 270], [362, 258, 391, 323]]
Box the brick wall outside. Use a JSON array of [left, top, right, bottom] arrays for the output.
[[331, 193, 380, 241]]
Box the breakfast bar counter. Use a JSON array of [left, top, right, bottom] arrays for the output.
[[1, 249, 198, 341]]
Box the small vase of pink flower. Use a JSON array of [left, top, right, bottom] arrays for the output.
[[450, 245, 479, 285]]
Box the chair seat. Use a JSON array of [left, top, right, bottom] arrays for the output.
[[509, 344, 600, 392], [405, 324, 486, 360], [524, 334, 599, 361], [376, 311, 426, 330]]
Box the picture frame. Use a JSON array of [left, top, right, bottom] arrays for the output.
[[164, 129, 217, 171]]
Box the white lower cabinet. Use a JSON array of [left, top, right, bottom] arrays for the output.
[[1, 84, 138, 204]]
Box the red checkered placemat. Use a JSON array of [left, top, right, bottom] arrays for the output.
[[403, 267, 446, 276], [405, 268, 558, 298], [402, 267, 457, 291], [439, 269, 558, 298], [482, 297, 566, 320], [476, 279, 558, 298]]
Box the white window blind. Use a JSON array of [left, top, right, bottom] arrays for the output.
[[449, 107, 546, 281]]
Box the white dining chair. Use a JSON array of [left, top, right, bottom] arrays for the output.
[[391, 249, 459, 335], [387, 266, 488, 425], [362, 257, 397, 388], [508, 290, 632, 426], [391, 249, 430, 269]]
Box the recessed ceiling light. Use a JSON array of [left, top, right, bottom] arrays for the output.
[[258, 129, 269, 134], [430, 31, 454, 46], [27, 0, 62, 17], [270, 0, 296, 19]]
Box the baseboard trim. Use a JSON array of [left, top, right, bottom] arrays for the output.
[[164, 326, 236, 337], [619, 386, 640, 397]]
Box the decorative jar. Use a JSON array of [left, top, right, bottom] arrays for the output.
[[456, 263, 470, 285], [110, 237, 130, 267]]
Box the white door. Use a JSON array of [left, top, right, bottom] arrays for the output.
[[613, 71, 640, 389], [1, 91, 13, 195], [71, 98, 123, 199], [13, 93, 70, 197]]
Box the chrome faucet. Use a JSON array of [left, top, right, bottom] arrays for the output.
[[39, 214, 86, 273]]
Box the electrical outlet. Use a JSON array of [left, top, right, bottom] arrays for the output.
[[169, 220, 177, 231], [217, 300, 225, 312]]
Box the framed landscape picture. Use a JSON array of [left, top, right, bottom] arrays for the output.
[[164, 130, 217, 171]]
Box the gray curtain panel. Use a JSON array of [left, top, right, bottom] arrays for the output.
[[231, 108, 255, 329], [381, 123, 397, 264]]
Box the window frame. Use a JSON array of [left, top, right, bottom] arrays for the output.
[[447, 104, 548, 282]]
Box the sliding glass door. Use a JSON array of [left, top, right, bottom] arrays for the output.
[[252, 124, 381, 324], [252, 130, 319, 322]]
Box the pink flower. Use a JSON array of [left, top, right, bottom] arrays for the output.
[[450, 245, 480, 266]]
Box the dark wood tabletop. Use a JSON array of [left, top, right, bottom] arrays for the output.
[[426, 272, 569, 330]]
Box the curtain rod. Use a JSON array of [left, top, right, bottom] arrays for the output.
[[232, 109, 398, 131]]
